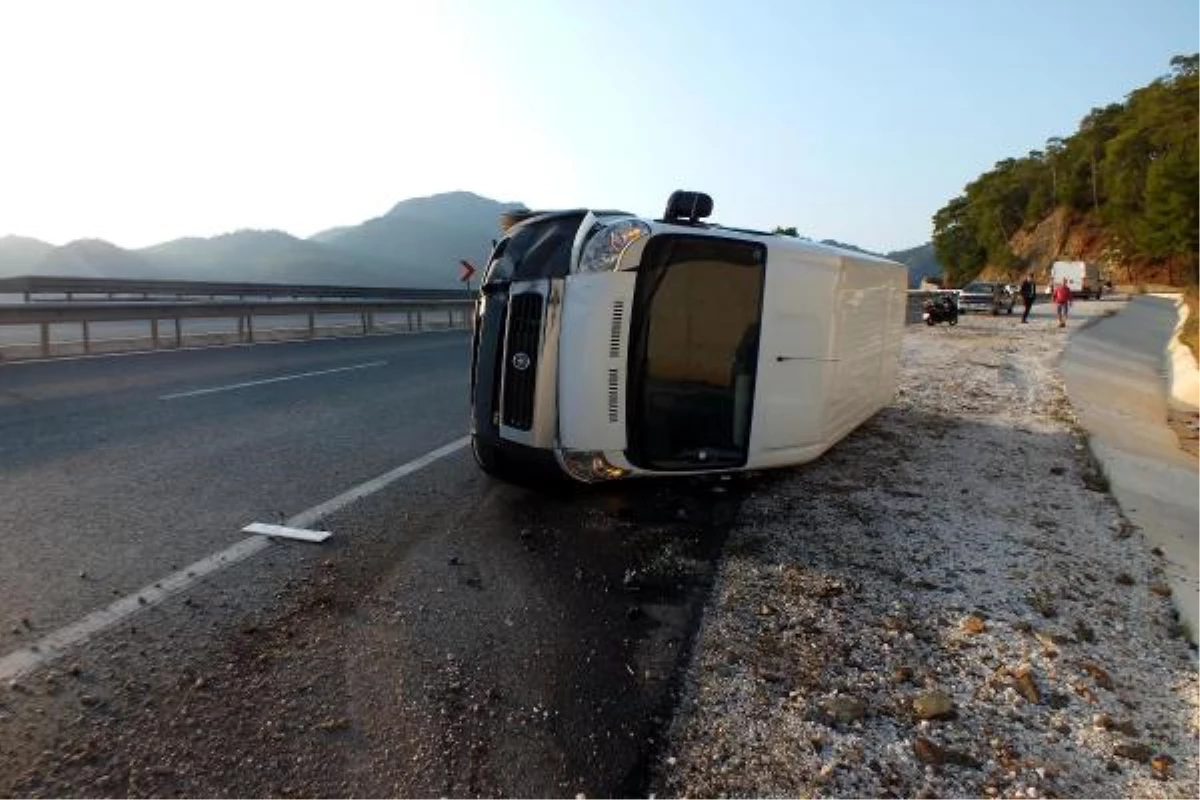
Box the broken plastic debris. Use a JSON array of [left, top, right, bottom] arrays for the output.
[[242, 522, 331, 543]]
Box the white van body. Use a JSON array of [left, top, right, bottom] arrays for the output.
[[469, 193, 908, 482], [1050, 261, 1102, 299]]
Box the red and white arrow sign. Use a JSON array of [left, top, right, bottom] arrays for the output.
[[459, 259, 477, 283]]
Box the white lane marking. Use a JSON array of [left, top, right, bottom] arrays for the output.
[[0, 537, 269, 682], [159, 360, 388, 400], [243, 522, 332, 543], [0, 434, 471, 682]]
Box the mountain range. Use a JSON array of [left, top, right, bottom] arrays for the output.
[[0, 192, 940, 288]]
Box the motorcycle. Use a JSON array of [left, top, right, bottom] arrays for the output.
[[922, 292, 959, 326]]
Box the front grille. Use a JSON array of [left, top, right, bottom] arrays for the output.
[[501, 293, 543, 430]]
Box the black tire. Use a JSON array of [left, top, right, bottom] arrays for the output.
[[1006, 305, 1014, 315], [471, 433, 513, 480], [926, 317, 936, 326], [471, 434, 576, 489]]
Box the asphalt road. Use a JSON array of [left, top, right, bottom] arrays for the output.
[[0, 331, 744, 797], [0, 332, 472, 640]]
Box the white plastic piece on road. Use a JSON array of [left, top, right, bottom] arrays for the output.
[[243, 522, 332, 543]]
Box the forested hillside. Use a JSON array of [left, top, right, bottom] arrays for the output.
[[933, 54, 1198, 288]]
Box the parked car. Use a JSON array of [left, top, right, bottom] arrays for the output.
[[957, 281, 1015, 315]]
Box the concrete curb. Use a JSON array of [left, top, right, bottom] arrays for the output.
[[1164, 295, 1199, 411], [1061, 296, 1199, 644]]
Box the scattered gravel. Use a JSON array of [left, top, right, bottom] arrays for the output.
[[654, 311, 1199, 798]]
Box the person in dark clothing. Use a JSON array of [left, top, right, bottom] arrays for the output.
[[1019, 274, 1037, 323]]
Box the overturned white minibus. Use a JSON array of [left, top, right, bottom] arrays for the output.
[[469, 191, 908, 483]]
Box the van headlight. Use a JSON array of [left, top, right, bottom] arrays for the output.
[[557, 450, 630, 482], [578, 219, 650, 273]]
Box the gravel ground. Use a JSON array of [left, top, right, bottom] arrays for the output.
[[654, 310, 1199, 798]]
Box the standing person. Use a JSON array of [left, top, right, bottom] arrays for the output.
[[1052, 277, 1072, 328], [1019, 274, 1036, 323]]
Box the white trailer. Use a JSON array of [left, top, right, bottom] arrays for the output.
[[469, 191, 909, 483], [1050, 261, 1103, 299]]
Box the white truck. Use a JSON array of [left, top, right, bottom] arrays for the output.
[[1049, 261, 1103, 299]]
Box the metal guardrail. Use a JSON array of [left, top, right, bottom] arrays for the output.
[[0, 298, 476, 360], [0, 280, 933, 361], [0, 275, 471, 303]]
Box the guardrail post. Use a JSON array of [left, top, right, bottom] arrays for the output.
[[246, 315, 254, 343], [308, 312, 316, 339], [174, 318, 182, 348], [40, 322, 50, 357], [447, 308, 453, 328], [416, 310, 423, 331], [361, 312, 369, 335], [82, 321, 90, 354], [407, 311, 413, 332], [151, 319, 160, 349]]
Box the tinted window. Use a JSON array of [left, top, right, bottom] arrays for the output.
[[507, 213, 586, 281]]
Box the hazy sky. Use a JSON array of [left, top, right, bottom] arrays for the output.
[[1, 0, 1196, 252]]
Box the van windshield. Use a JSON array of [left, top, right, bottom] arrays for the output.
[[483, 213, 585, 286]]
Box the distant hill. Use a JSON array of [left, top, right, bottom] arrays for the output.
[[30, 239, 165, 279], [142, 230, 404, 286], [0, 235, 55, 278], [885, 243, 942, 288], [3, 192, 940, 290], [311, 191, 526, 288], [932, 54, 1197, 287]]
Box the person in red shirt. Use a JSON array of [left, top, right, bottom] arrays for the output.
[[1052, 278, 1073, 327]]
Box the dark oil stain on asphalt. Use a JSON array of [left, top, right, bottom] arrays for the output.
[[373, 472, 763, 797], [487, 475, 752, 797]]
